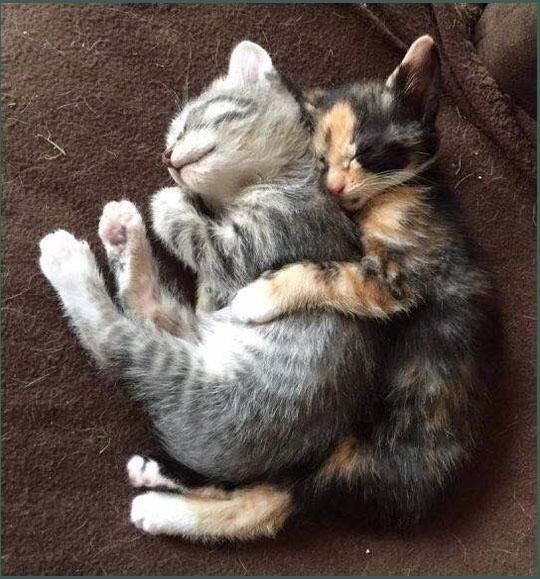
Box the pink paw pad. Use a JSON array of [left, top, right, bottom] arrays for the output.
[[98, 200, 143, 251], [101, 223, 127, 247]]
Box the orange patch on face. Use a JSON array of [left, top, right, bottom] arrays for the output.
[[313, 102, 373, 197]]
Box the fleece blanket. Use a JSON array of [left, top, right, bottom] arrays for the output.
[[2, 3, 535, 575]]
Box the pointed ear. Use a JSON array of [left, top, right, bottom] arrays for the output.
[[227, 41, 275, 86], [386, 35, 440, 122], [302, 88, 327, 115]]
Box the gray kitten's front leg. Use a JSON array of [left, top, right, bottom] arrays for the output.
[[150, 186, 216, 273]]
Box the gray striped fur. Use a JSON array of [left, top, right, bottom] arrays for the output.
[[39, 42, 378, 484]]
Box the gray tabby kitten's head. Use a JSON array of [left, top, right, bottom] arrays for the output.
[[163, 41, 310, 208]]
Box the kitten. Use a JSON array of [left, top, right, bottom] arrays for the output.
[[39, 42, 378, 540], [231, 36, 490, 528]]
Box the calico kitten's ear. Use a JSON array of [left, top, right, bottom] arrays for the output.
[[302, 88, 327, 115], [227, 41, 274, 85], [386, 35, 440, 122]]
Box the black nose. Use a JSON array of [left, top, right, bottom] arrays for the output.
[[161, 148, 172, 165]]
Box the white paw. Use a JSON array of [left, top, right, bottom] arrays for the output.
[[150, 186, 186, 213], [39, 230, 96, 288], [230, 283, 280, 324], [130, 492, 198, 536], [98, 200, 144, 254], [150, 187, 189, 235]]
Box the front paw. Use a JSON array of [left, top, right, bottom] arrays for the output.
[[230, 283, 280, 324], [150, 186, 189, 230]]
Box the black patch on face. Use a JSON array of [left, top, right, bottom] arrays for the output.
[[317, 82, 438, 178], [210, 104, 256, 129], [355, 134, 409, 174]]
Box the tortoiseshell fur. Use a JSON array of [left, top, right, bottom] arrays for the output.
[[231, 36, 490, 529]]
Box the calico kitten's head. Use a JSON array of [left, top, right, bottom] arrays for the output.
[[307, 35, 440, 211], [163, 41, 309, 208]]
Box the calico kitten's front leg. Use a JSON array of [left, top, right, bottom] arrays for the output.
[[230, 259, 415, 323], [98, 200, 196, 337]]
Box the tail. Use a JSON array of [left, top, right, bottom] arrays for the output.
[[313, 430, 471, 529]]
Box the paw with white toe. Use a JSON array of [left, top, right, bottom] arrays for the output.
[[98, 200, 144, 255], [39, 230, 97, 289], [130, 492, 198, 536], [230, 282, 281, 324], [126, 455, 182, 490]]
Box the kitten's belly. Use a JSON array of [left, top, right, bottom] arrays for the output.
[[157, 309, 377, 481]]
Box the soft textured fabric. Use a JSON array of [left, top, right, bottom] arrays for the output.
[[474, 2, 537, 119], [2, 4, 535, 575]]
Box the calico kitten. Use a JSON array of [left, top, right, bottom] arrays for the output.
[[231, 36, 490, 528], [39, 42, 378, 540]]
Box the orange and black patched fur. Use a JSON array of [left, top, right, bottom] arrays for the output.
[[230, 35, 490, 530]]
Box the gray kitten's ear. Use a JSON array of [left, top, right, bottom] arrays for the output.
[[302, 88, 327, 115], [227, 41, 274, 86], [386, 35, 440, 122]]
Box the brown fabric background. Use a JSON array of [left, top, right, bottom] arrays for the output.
[[474, 3, 537, 119], [2, 3, 536, 575]]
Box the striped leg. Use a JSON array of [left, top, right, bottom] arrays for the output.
[[98, 200, 196, 338]]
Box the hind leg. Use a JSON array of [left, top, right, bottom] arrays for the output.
[[39, 230, 129, 365], [126, 455, 229, 498], [98, 200, 196, 338], [126, 454, 293, 541], [130, 484, 293, 541]]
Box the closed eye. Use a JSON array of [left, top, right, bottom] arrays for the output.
[[181, 145, 216, 169], [168, 145, 216, 170], [355, 140, 408, 173]]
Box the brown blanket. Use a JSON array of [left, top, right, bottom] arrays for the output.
[[2, 4, 535, 575]]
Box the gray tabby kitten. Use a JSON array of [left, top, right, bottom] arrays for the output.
[[39, 42, 377, 540]]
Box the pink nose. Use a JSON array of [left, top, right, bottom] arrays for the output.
[[161, 148, 172, 165], [327, 183, 345, 197]]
